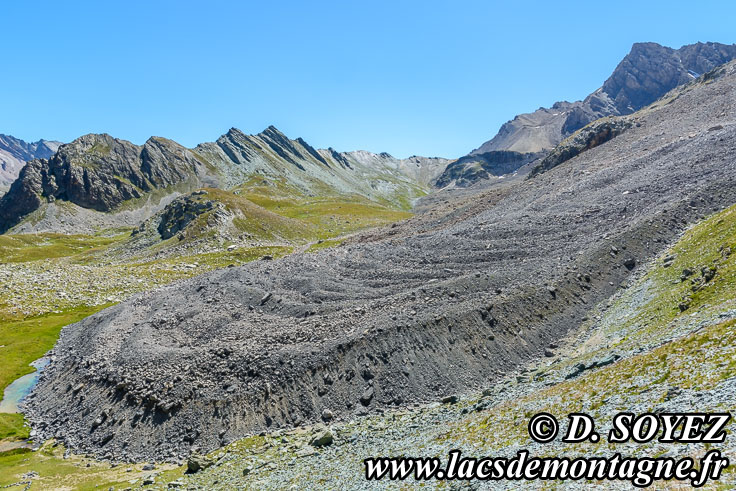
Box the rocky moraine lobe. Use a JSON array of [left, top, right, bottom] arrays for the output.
[[24, 61, 736, 463], [0, 134, 216, 232]]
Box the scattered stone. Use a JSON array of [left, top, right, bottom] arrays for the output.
[[321, 409, 333, 422], [701, 265, 717, 282], [309, 429, 334, 447], [296, 447, 318, 457], [187, 454, 214, 474], [360, 387, 374, 406]]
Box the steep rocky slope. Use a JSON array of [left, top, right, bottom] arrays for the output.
[[0, 134, 61, 193], [471, 41, 736, 155], [24, 60, 736, 464], [160, 200, 736, 489]]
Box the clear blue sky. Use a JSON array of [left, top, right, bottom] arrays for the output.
[[2, 1, 735, 158]]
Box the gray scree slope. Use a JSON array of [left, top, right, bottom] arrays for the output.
[[25, 61, 736, 462]]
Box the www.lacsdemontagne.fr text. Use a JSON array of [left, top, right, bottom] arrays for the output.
[[364, 449, 729, 487]]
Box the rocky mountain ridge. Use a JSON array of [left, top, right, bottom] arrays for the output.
[[0, 134, 216, 233], [0, 127, 450, 234]]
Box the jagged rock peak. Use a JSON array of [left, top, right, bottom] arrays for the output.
[[258, 125, 288, 139]]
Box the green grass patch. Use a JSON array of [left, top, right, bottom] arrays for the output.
[[236, 184, 412, 240], [597, 203, 736, 352], [306, 238, 345, 252], [0, 414, 28, 441], [163, 185, 412, 247], [0, 440, 174, 489], [0, 305, 111, 394], [0, 233, 128, 263]]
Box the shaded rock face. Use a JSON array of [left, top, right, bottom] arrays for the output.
[[471, 41, 736, 156], [434, 151, 540, 188], [0, 134, 61, 191], [24, 61, 736, 463], [0, 134, 211, 232]]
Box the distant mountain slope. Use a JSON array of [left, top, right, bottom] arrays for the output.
[[0, 127, 449, 233], [472, 41, 736, 155], [0, 134, 61, 192]]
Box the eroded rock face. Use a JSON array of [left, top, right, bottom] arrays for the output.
[[600, 42, 736, 115], [23, 61, 736, 463], [530, 118, 634, 176], [0, 134, 211, 232]]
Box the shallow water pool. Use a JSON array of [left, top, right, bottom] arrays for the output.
[[0, 357, 50, 413]]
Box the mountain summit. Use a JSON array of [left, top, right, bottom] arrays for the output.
[[471, 41, 736, 155]]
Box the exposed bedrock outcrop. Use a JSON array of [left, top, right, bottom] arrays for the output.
[[434, 150, 541, 188]]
